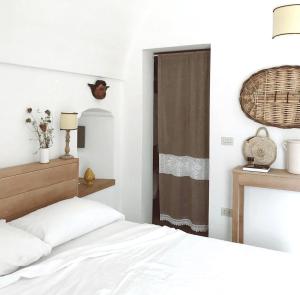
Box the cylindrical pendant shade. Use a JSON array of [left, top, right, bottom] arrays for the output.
[[273, 4, 300, 38], [60, 112, 78, 130]]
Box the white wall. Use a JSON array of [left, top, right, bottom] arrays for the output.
[[85, 187, 119, 210], [121, 0, 300, 253], [77, 108, 119, 208], [209, 1, 300, 253], [0, 62, 123, 212], [0, 0, 131, 220], [0, 0, 144, 79], [78, 109, 114, 179], [2, 0, 300, 253], [122, 0, 216, 224]]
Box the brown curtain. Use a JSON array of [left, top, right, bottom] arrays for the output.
[[158, 50, 210, 232]]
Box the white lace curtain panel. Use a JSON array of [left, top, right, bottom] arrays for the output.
[[159, 154, 209, 181]]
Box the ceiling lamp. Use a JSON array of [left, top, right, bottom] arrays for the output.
[[273, 4, 300, 38]]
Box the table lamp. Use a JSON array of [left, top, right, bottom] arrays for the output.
[[60, 112, 78, 159]]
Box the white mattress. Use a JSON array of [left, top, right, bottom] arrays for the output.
[[0, 221, 299, 295]]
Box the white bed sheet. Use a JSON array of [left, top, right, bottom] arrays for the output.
[[0, 221, 299, 295], [46, 220, 138, 257]]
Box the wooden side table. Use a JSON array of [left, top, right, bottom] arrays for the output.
[[232, 166, 300, 243]]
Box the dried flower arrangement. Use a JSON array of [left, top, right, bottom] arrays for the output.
[[25, 107, 54, 149]]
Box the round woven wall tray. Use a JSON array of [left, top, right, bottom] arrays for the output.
[[240, 65, 300, 128]]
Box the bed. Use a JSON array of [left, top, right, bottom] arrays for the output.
[[0, 159, 299, 294]]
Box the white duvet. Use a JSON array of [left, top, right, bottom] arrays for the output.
[[0, 223, 299, 295]]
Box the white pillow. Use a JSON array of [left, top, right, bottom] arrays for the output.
[[10, 197, 125, 247], [0, 223, 51, 276]]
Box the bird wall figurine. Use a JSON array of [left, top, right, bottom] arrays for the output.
[[88, 80, 110, 99]]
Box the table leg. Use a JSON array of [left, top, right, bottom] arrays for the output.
[[232, 174, 244, 243], [238, 185, 244, 243]]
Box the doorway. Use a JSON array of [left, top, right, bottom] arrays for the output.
[[152, 49, 210, 237]]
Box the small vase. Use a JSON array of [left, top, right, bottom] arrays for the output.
[[84, 168, 95, 186], [39, 148, 50, 164]]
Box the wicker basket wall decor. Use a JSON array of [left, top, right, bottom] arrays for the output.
[[240, 65, 300, 128]]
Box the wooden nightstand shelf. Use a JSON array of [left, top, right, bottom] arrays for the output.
[[232, 166, 300, 244], [78, 178, 115, 197]]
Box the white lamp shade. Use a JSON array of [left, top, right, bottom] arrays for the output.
[[60, 112, 78, 130], [273, 4, 300, 38]]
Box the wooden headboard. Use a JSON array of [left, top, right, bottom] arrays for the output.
[[0, 158, 78, 221]]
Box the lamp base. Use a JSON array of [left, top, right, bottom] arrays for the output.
[[60, 154, 74, 160]]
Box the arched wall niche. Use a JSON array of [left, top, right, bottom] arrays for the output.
[[77, 108, 114, 179]]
